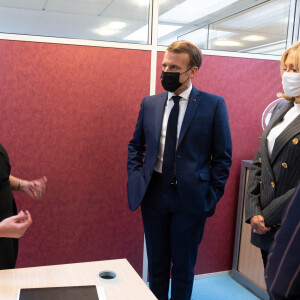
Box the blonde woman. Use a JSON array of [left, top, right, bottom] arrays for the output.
[[245, 41, 300, 268]]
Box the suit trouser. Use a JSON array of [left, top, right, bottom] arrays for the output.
[[261, 249, 269, 269], [141, 172, 206, 300]]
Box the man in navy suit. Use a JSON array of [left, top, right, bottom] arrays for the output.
[[127, 40, 232, 300], [265, 182, 300, 299]]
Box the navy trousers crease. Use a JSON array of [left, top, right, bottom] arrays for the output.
[[141, 172, 206, 300]]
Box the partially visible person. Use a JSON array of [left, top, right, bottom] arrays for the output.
[[127, 40, 232, 300], [0, 210, 32, 238], [0, 143, 47, 269], [265, 182, 300, 300], [245, 41, 300, 268]]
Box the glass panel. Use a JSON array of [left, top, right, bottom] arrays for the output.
[[0, 0, 150, 44], [158, 0, 260, 46], [178, 26, 209, 49], [209, 0, 290, 55], [158, 0, 290, 56]]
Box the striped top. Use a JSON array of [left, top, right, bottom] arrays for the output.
[[265, 183, 300, 299]]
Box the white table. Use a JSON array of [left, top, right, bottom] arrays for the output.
[[0, 258, 157, 300]]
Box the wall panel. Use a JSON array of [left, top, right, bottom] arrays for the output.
[[0, 40, 151, 275]]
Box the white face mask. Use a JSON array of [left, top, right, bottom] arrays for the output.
[[282, 72, 300, 97]]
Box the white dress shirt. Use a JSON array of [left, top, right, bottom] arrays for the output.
[[154, 84, 193, 173], [267, 103, 300, 156]]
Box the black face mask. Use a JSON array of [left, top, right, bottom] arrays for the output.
[[160, 67, 192, 92]]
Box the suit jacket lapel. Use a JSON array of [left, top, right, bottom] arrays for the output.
[[261, 101, 293, 177], [263, 101, 293, 138], [271, 113, 300, 164], [155, 92, 168, 147], [178, 86, 200, 147]]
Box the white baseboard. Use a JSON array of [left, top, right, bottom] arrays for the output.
[[194, 270, 231, 280], [144, 270, 232, 285]]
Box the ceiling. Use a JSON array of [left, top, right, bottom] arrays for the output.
[[0, 0, 292, 54]]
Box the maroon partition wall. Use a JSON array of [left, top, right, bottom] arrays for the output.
[[156, 52, 282, 273], [0, 40, 150, 274], [0, 39, 282, 276]]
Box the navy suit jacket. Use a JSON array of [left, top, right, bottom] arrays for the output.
[[127, 86, 232, 218], [265, 182, 300, 299]]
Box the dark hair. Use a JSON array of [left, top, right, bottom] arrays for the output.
[[167, 40, 202, 69]]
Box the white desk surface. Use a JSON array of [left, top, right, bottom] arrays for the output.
[[0, 258, 157, 300]]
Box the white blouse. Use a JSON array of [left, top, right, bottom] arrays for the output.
[[267, 103, 300, 156]]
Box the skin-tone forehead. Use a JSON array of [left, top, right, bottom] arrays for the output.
[[162, 51, 190, 68]]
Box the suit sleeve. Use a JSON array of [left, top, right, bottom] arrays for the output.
[[265, 184, 300, 299], [244, 143, 292, 227], [127, 98, 146, 177], [210, 97, 232, 201], [245, 148, 263, 223], [262, 187, 295, 227]]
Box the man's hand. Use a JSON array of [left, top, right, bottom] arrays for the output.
[[0, 211, 33, 238], [21, 176, 47, 199], [250, 215, 271, 234]]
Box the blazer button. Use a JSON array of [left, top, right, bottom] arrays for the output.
[[258, 158, 262, 163], [293, 138, 298, 145], [259, 181, 262, 184], [271, 182, 275, 188], [282, 162, 288, 168]]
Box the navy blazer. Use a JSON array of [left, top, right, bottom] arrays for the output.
[[127, 86, 232, 218], [265, 182, 300, 299]]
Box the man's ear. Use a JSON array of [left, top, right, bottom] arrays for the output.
[[190, 66, 199, 79]]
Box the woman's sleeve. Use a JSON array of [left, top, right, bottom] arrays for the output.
[[245, 147, 263, 223], [262, 187, 295, 227]]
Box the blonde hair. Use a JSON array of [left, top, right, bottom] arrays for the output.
[[280, 41, 300, 100], [167, 40, 202, 69]]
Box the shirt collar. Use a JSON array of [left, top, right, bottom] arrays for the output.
[[293, 102, 300, 112], [168, 84, 193, 102]]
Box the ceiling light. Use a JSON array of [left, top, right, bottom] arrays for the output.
[[135, 0, 149, 7], [135, 0, 167, 6], [107, 22, 127, 30], [208, 30, 235, 40], [124, 24, 182, 41], [94, 28, 117, 36], [214, 40, 242, 46], [159, 0, 239, 24], [242, 35, 266, 41]]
